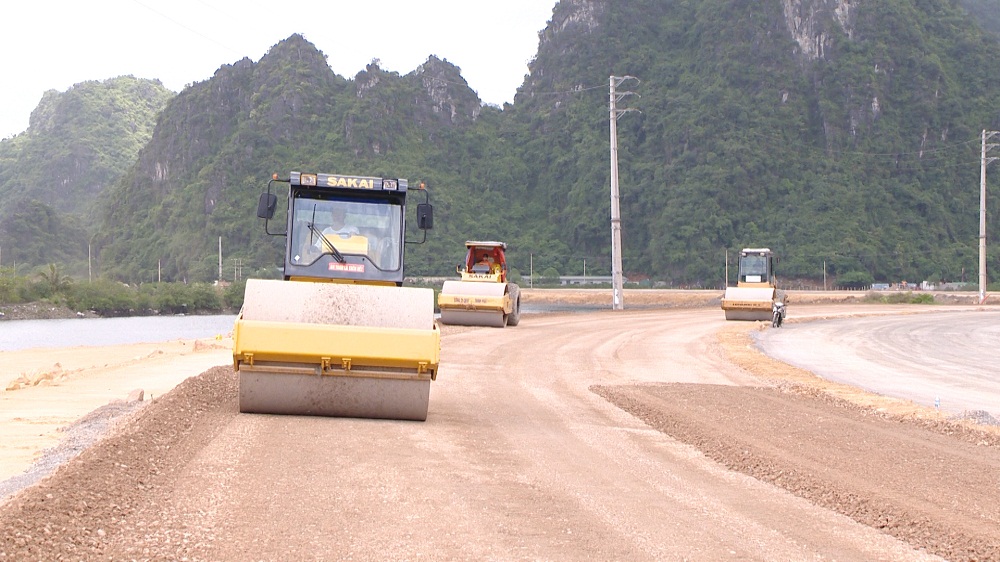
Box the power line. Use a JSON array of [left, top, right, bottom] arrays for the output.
[[532, 83, 607, 96], [129, 0, 243, 57]]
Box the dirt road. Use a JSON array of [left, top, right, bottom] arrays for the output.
[[2, 301, 999, 560]]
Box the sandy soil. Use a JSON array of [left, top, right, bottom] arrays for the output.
[[1, 289, 998, 560], [0, 338, 233, 484]]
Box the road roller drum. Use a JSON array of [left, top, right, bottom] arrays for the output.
[[437, 241, 521, 328]]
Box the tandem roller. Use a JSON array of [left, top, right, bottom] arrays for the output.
[[437, 241, 521, 328], [233, 171, 438, 421], [721, 247, 786, 323]]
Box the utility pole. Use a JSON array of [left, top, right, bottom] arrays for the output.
[[609, 75, 639, 310], [218, 236, 223, 281], [980, 129, 998, 304], [724, 248, 728, 289]]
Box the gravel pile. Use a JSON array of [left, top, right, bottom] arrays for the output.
[[0, 399, 146, 504], [951, 409, 1000, 426]]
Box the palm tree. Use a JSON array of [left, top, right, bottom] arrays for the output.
[[36, 263, 73, 298]]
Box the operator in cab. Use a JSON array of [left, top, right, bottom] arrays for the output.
[[472, 253, 493, 273]]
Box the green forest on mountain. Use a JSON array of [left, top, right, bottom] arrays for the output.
[[2, 0, 1000, 293]]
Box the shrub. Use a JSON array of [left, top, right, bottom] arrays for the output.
[[836, 270, 875, 289], [138, 282, 224, 314], [539, 267, 561, 286], [863, 291, 936, 304], [70, 279, 137, 316], [0, 269, 29, 304], [224, 279, 247, 310], [185, 283, 223, 312]]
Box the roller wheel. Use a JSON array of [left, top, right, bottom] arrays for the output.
[[506, 285, 521, 327]]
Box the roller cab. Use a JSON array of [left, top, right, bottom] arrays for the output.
[[438, 241, 521, 327], [721, 248, 783, 322], [234, 172, 437, 420]]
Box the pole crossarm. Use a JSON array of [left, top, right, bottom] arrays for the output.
[[612, 76, 640, 121]]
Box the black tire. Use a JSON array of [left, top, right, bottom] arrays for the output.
[[506, 284, 521, 327]]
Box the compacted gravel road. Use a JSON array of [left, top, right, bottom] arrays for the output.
[[2, 302, 999, 561]]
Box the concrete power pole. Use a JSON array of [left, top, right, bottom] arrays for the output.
[[609, 75, 638, 310], [980, 129, 999, 304]]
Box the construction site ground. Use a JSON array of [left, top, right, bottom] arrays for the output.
[[1, 288, 998, 561]]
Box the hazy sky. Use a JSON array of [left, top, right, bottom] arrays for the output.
[[0, 0, 558, 139]]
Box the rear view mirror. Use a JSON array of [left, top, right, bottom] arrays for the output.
[[257, 193, 278, 219], [416, 203, 433, 230]]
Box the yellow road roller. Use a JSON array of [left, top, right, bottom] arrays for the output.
[[438, 241, 521, 327], [721, 247, 785, 321], [233, 172, 438, 421]]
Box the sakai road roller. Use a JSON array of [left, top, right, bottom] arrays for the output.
[[721, 247, 786, 322], [233, 171, 438, 421], [437, 241, 521, 327]]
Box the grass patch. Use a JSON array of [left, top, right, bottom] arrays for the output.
[[862, 291, 935, 304]]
